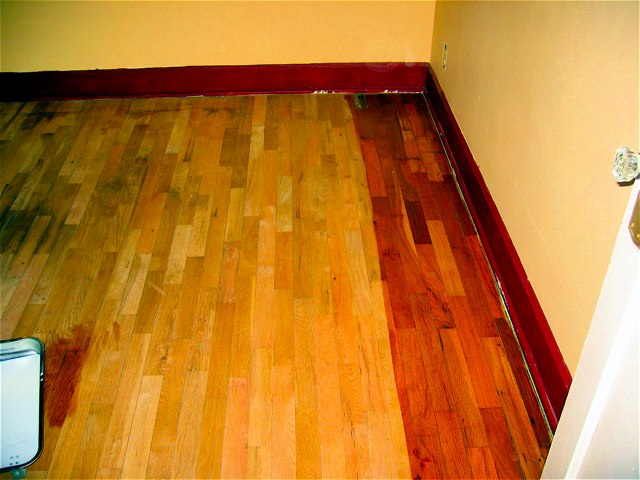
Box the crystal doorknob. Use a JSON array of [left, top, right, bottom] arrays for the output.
[[613, 147, 640, 183]]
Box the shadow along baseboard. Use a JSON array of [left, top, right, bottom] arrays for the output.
[[424, 64, 571, 431], [0, 63, 426, 101]]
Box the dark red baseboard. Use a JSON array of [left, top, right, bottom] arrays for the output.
[[0, 63, 427, 102], [424, 64, 571, 431]]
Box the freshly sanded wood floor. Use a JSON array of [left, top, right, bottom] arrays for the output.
[[0, 94, 550, 479]]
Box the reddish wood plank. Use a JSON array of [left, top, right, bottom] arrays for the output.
[[480, 408, 524, 480], [405, 200, 431, 245]]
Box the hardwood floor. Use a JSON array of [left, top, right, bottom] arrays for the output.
[[0, 94, 550, 479], [351, 95, 551, 478]]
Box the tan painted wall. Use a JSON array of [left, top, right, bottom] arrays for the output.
[[0, 1, 434, 72], [431, 1, 639, 373]]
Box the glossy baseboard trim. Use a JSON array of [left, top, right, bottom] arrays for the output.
[[424, 63, 571, 431], [0, 63, 427, 101]]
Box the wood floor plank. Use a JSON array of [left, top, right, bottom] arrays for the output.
[[1, 253, 48, 337], [220, 377, 250, 479], [196, 302, 234, 479], [95, 333, 151, 479], [435, 410, 474, 479], [120, 375, 163, 479], [352, 93, 549, 479], [293, 298, 322, 480], [439, 328, 489, 448], [427, 220, 466, 296], [0, 93, 548, 480], [481, 407, 525, 479], [482, 337, 546, 478], [271, 364, 296, 478]]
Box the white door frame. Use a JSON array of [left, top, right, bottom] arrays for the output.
[[542, 180, 640, 478]]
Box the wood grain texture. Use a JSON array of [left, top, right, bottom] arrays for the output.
[[0, 93, 549, 479], [425, 65, 571, 429], [0, 95, 409, 479], [351, 93, 551, 479]]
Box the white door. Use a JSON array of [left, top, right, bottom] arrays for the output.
[[542, 180, 640, 478]]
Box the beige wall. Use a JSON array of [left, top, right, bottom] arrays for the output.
[[0, 1, 434, 72], [431, 1, 639, 373]]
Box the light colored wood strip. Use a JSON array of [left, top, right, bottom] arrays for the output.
[[252, 265, 275, 348], [143, 284, 180, 376], [95, 333, 151, 478], [276, 175, 293, 232], [65, 173, 100, 225], [315, 311, 347, 479], [367, 412, 396, 479], [163, 224, 191, 285], [293, 298, 321, 479], [344, 229, 373, 316], [105, 228, 142, 301], [174, 259, 203, 338], [244, 125, 265, 217], [127, 133, 166, 230], [229, 273, 254, 379], [120, 253, 151, 315], [200, 165, 232, 288], [224, 187, 245, 242], [120, 375, 163, 479], [147, 339, 191, 449], [252, 95, 267, 126], [165, 109, 190, 154], [257, 205, 276, 266], [196, 302, 235, 479], [11, 303, 44, 338], [274, 231, 293, 289], [427, 220, 466, 296], [271, 364, 296, 478], [292, 224, 312, 302], [273, 288, 294, 366], [69, 403, 113, 479], [0, 268, 19, 314], [185, 287, 218, 373], [246, 346, 273, 479], [218, 242, 240, 304], [237, 215, 259, 276], [169, 158, 189, 194], [358, 314, 388, 414], [261, 149, 277, 207], [199, 138, 223, 194], [187, 195, 213, 257], [172, 371, 208, 478], [1, 253, 49, 338], [220, 378, 250, 479]]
